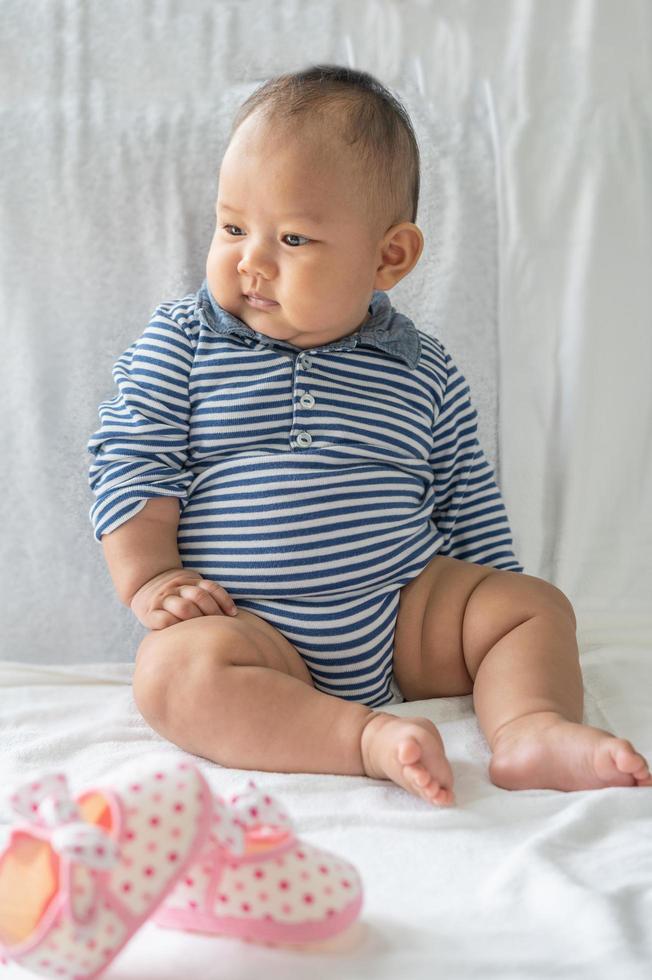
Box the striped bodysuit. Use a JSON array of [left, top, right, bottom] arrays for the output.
[[87, 280, 523, 708]]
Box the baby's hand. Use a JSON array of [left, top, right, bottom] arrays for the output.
[[130, 568, 238, 630]]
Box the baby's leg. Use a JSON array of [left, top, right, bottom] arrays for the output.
[[393, 556, 652, 793], [132, 610, 452, 803]]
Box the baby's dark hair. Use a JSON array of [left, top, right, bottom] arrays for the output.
[[228, 64, 420, 235]]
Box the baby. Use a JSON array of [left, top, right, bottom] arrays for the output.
[[89, 64, 651, 806]]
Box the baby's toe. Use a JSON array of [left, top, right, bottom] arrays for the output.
[[629, 759, 651, 781], [402, 766, 453, 806], [424, 782, 454, 806], [402, 762, 430, 787], [397, 736, 422, 767], [626, 756, 651, 783], [615, 743, 649, 776]]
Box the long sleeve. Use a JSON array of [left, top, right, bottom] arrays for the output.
[[87, 308, 196, 542], [429, 347, 524, 572]]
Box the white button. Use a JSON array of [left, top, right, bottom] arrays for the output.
[[298, 355, 313, 369], [299, 393, 315, 408], [295, 431, 312, 448]]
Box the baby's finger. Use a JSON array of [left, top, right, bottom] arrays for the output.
[[177, 584, 223, 615], [146, 608, 183, 630], [160, 594, 206, 620], [194, 580, 238, 616]]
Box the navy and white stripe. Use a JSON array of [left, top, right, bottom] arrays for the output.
[[88, 283, 522, 706], [234, 589, 402, 707]]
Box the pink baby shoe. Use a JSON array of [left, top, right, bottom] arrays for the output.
[[152, 779, 364, 947], [0, 756, 213, 979]]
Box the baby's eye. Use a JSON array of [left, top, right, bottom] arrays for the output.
[[282, 233, 310, 247], [222, 225, 309, 247]]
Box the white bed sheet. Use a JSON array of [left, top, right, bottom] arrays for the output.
[[1, 642, 651, 980]]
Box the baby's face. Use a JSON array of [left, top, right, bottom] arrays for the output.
[[205, 113, 391, 349]]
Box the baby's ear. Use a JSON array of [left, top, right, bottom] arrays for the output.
[[375, 221, 424, 289]]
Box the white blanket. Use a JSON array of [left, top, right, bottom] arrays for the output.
[[1, 643, 651, 979]]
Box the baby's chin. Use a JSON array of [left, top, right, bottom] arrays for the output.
[[228, 297, 362, 348]]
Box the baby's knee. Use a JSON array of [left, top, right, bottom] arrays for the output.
[[132, 627, 180, 727], [132, 617, 236, 726], [463, 570, 576, 669], [517, 574, 577, 629]]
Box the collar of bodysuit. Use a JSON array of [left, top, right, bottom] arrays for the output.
[[195, 277, 421, 369]]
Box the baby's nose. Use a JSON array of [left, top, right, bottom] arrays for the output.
[[237, 243, 275, 280]]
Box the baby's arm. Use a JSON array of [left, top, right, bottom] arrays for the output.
[[101, 496, 237, 629], [429, 346, 523, 572], [89, 305, 237, 627], [101, 496, 183, 606]]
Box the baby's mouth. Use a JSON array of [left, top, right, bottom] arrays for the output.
[[244, 294, 279, 310]]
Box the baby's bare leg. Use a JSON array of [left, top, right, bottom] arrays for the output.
[[393, 556, 651, 793], [133, 609, 453, 804], [133, 610, 377, 775], [463, 573, 652, 790]]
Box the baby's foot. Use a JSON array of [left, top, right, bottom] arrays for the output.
[[360, 713, 455, 806], [489, 712, 652, 792]]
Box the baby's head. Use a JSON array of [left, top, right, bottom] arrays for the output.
[[206, 64, 424, 349]]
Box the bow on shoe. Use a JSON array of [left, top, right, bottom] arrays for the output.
[[210, 779, 295, 857], [8, 772, 120, 870], [6, 772, 120, 927]]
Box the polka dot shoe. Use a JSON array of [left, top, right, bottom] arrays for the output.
[[0, 756, 213, 979], [152, 779, 364, 948]]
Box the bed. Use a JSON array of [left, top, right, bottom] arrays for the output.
[[2, 2, 651, 977]]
